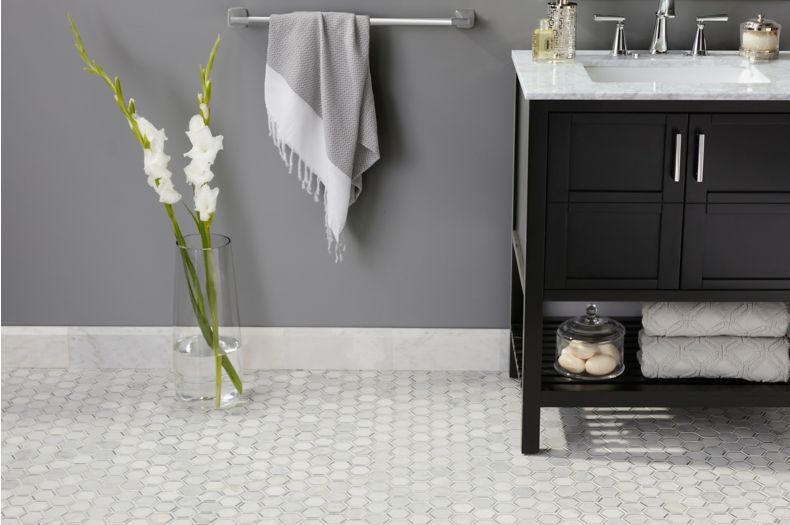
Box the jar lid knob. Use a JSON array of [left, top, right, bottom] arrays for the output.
[[758, 13, 765, 23], [585, 303, 598, 321]]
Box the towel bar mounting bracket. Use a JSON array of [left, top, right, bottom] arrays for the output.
[[452, 10, 476, 29], [227, 7, 476, 29]]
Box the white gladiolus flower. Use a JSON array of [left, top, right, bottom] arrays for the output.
[[136, 114, 172, 181], [189, 114, 205, 132], [134, 115, 167, 153], [155, 177, 182, 204], [143, 148, 171, 180], [194, 184, 219, 221], [189, 115, 206, 131], [184, 115, 223, 165], [132, 114, 179, 204], [184, 158, 214, 187]]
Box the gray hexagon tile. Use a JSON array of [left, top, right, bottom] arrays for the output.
[[2, 369, 789, 524]]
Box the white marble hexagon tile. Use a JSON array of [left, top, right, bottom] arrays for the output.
[[2, 368, 789, 524]]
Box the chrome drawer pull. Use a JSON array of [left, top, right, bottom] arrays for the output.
[[674, 133, 682, 182], [697, 133, 706, 183]]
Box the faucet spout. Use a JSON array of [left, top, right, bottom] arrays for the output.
[[657, 0, 675, 17], [650, 0, 676, 53]]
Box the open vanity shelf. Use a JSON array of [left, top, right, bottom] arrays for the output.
[[539, 318, 789, 406], [512, 307, 790, 408]]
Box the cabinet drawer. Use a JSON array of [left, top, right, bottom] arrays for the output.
[[547, 113, 687, 202], [545, 202, 683, 289], [682, 202, 790, 290]]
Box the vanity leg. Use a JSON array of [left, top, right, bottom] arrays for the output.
[[521, 301, 544, 454], [521, 401, 540, 454], [521, 320, 543, 454], [509, 251, 523, 379], [517, 90, 548, 455]]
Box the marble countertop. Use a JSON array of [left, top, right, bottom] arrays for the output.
[[512, 50, 790, 100]]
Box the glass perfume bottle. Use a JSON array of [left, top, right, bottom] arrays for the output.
[[532, 18, 556, 62], [552, 0, 577, 61]]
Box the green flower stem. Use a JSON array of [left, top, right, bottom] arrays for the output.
[[68, 14, 150, 150], [166, 204, 212, 344], [198, 35, 221, 126], [198, 222, 222, 407], [221, 352, 243, 397]]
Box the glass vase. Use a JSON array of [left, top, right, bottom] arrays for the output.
[[173, 233, 243, 408]]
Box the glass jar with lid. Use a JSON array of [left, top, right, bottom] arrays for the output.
[[555, 304, 625, 380], [740, 14, 781, 61]]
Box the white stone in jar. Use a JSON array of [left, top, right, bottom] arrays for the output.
[[567, 340, 597, 360], [585, 354, 618, 376], [596, 343, 621, 361], [558, 351, 586, 374]]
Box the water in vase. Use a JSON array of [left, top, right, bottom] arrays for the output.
[[173, 334, 242, 407]]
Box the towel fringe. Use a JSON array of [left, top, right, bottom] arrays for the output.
[[268, 116, 345, 262]]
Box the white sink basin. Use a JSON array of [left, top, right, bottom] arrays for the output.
[[584, 65, 771, 84]]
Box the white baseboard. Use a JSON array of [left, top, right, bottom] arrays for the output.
[[1, 326, 510, 372]]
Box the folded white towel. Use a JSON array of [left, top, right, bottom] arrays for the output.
[[642, 302, 790, 337], [638, 331, 790, 383]]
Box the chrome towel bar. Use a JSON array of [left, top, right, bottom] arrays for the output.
[[227, 7, 476, 29]]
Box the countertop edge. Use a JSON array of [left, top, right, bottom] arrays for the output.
[[512, 50, 790, 102]]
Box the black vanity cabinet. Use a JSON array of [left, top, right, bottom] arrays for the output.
[[511, 100, 790, 455]]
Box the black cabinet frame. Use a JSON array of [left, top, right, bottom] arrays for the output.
[[511, 95, 790, 455]]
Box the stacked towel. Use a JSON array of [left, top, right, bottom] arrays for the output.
[[642, 302, 790, 337], [638, 302, 790, 382], [638, 333, 790, 383]]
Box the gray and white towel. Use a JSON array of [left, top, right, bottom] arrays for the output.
[[638, 331, 790, 383], [265, 12, 380, 260], [642, 302, 790, 338]]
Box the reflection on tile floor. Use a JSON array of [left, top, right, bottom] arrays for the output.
[[2, 369, 789, 524]]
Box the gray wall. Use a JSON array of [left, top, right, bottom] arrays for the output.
[[3, 1, 789, 327]]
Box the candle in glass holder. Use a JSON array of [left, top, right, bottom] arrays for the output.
[[740, 13, 781, 61]]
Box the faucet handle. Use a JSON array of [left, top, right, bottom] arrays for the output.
[[594, 15, 625, 23], [691, 14, 728, 56], [697, 14, 729, 23], [594, 15, 628, 56]]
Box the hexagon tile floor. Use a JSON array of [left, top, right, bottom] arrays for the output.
[[2, 369, 789, 524]]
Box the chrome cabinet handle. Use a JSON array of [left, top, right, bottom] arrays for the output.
[[697, 133, 706, 183], [673, 133, 682, 182]]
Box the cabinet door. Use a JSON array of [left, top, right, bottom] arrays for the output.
[[681, 113, 790, 290], [682, 200, 790, 289], [547, 113, 688, 203], [686, 114, 790, 203], [545, 201, 683, 289], [544, 112, 686, 289]]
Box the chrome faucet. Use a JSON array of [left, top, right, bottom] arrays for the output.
[[649, 0, 675, 54]]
